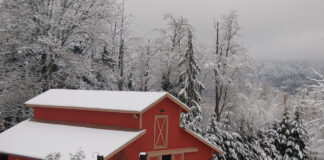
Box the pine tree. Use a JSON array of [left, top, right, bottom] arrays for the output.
[[205, 114, 260, 160], [161, 75, 173, 91], [0, 111, 4, 132], [273, 103, 310, 160], [101, 45, 116, 70], [290, 105, 309, 159], [45, 152, 61, 160], [177, 29, 205, 134], [257, 124, 282, 160], [204, 114, 227, 160], [275, 105, 294, 159]]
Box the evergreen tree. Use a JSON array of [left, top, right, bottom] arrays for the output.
[[275, 105, 293, 159], [101, 45, 116, 70], [204, 114, 260, 160], [257, 124, 282, 160], [45, 152, 61, 160], [204, 114, 227, 160], [274, 104, 309, 159], [0, 112, 4, 132], [161, 75, 174, 94], [290, 105, 309, 159], [126, 66, 135, 91], [177, 29, 205, 134]]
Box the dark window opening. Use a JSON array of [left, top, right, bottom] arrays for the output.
[[162, 155, 171, 160], [0, 154, 8, 160]]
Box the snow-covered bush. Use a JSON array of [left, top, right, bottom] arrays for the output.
[[45, 148, 85, 160]]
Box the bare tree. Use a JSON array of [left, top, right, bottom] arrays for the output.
[[0, 0, 117, 129], [303, 69, 324, 159], [156, 14, 191, 94], [103, 0, 132, 91], [211, 11, 249, 121], [137, 40, 153, 91], [116, 0, 126, 91]]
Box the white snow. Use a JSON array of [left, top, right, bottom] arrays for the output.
[[139, 152, 147, 156], [0, 119, 145, 160], [25, 89, 167, 112]]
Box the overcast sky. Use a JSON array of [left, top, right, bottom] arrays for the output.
[[125, 0, 324, 60]]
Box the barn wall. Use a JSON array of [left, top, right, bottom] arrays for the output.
[[33, 107, 140, 129], [107, 137, 143, 160], [118, 97, 214, 160], [8, 155, 34, 160]]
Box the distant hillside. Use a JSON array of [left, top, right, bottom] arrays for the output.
[[252, 59, 324, 94]]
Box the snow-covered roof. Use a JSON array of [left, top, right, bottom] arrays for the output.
[[25, 89, 190, 113], [0, 119, 146, 160]]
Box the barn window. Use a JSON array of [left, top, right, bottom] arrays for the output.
[[154, 115, 168, 149]]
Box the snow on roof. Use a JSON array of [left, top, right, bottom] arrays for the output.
[[0, 120, 145, 160], [25, 89, 189, 113], [25, 89, 164, 113]]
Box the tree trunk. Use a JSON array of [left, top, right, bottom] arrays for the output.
[[117, 39, 124, 91], [214, 21, 221, 122]]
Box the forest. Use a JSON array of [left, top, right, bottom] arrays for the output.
[[0, 0, 323, 159]]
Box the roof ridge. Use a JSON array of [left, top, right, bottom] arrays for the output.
[[48, 88, 168, 93], [24, 89, 190, 114]]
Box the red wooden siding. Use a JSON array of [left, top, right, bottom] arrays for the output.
[[8, 155, 33, 160], [110, 138, 143, 160], [107, 97, 215, 160], [33, 107, 140, 129]]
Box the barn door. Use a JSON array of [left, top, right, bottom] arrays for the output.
[[148, 156, 160, 160], [148, 154, 184, 160], [172, 153, 184, 160], [154, 115, 168, 149]]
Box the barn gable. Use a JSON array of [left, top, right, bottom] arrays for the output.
[[139, 96, 223, 159]]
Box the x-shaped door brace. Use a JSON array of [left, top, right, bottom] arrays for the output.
[[154, 115, 168, 148], [172, 153, 184, 160], [156, 118, 166, 145], [153, 153, 184, 160]]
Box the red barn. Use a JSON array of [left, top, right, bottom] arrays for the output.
[[0, 89, 222, 160]]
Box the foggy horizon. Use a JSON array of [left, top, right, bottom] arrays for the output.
[[125, 0, 324, 60]]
